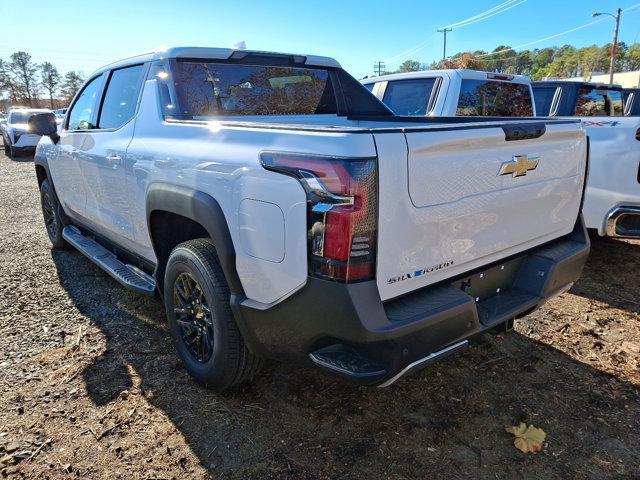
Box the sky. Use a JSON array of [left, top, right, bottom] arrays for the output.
[[1, 0, 639, 79]]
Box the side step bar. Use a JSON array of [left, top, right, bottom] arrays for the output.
[[62, 225, 156, 296]]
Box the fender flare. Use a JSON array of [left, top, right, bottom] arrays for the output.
[[145, 183, 244, 295], [33, 155, 70, 226]]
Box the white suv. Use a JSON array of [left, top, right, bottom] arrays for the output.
[[2, 107, 52, 157]]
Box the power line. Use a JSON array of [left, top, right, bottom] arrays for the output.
[[384, 0, 526, 64], [476, 2, 640, 59], [373, 61, 386, 76], [442, 0, 526, 30]]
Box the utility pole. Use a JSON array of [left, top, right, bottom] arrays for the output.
[[373, 61, 386, 77], [592, 8, 622, 85], [437, 27, 452, 61]]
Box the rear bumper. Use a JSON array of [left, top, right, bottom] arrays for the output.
[[232, 216, 590, 386]]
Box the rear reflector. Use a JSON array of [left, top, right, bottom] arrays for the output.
[[260, 152, 378, 282]]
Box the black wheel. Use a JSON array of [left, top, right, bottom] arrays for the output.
[[164, 239, 262, 390], [2, 136, 8, 155], [40, 179, 68, 249]]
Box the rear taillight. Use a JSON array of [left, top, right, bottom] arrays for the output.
[[260, 152, 378, 283]]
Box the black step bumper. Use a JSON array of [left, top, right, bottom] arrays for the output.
[[232, 216, 590, 386]]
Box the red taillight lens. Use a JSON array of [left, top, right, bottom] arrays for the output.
[[260, 152, 378, 283]]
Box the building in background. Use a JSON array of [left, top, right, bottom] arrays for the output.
[[559, 70, 640, 87]]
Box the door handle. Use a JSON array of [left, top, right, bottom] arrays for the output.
[[106, 153, 122, 167]]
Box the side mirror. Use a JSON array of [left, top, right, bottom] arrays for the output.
[[29, 112, 60, 144]]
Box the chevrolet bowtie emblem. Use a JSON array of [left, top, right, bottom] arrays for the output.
[[498, 155, 540, 177]]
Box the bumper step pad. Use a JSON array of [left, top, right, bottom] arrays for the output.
[[309, 344, 387, 378], [62, 225, 156, 295]]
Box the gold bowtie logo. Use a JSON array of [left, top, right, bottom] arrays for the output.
[[498, 155, 540, 178]]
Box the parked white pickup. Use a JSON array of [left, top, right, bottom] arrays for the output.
[[533, 81, 640, 238], [30, 48, 589, 390], [362, 69, 535, 117]]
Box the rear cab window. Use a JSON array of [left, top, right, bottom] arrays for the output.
[[575, 86, 623, 116], [155, 59, 390, 119], [457, 79, 533, 116], [382, 78, 437, 116]]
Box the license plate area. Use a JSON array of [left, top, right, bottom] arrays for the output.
[[452, 257, 524, 302]]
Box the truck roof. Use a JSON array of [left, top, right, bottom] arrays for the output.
[[362, 69, 531, 85], [532, 80, 624, 90], [92, 47, 341, 76]]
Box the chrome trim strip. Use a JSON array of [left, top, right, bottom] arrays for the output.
[[377, 340, 469, 388], [606, 206, 640, 237]]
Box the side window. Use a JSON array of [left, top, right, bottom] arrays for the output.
[[363, 83, 375, 92], [532, 86, 558, 116], [98, 64, 146, 129], [382, 78, 437, 116], [575, 87, 624, 117], [67, 75, 102, 130]]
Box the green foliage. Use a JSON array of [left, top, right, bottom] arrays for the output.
[[393, 43, 640, 81]]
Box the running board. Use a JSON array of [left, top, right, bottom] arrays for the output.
[[62, 225, 156, 295]]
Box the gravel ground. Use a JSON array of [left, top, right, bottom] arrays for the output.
[[0, 152, 638, 479]]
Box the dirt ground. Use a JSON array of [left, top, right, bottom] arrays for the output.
[[0, 152, 638, 480]]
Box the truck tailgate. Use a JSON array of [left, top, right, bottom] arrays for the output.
[[375, 121, 587, 301]]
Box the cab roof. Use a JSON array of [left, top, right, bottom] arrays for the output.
[[92, 47, 341, 76], [532, 80, 623, 90], [362, 69, 531, 84]]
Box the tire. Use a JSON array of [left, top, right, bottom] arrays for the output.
[[2, 136, 8, 156], [164, 239, 262, 390], [40, 178, 69, 249]]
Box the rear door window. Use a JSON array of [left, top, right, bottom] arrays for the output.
[[575, 86, 623, 116], [382, 78, 437, 116], [457, 79, 533, 116], [532, 86, 559, 116], [98, 64, 146, 129]]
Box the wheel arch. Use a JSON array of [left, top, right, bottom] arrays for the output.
[[146, 183, 244, 296]]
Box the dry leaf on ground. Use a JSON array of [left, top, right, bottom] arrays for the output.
[[505, 422, 546, 453]]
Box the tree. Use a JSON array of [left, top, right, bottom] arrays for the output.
[[61, 71, 84, 104], [397, 60, 422, 73], [40, 62, 61, 109], [626, 44, 640, 71], [0, 59, 18, 102], [10, 51, 39, 106]]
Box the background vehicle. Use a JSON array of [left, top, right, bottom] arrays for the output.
[[362, 70, 535, 117], [31, 48, 589, 390], [533, 81, 640, 238], [2, 107, 52, 157], [623, 88, 640, 116]]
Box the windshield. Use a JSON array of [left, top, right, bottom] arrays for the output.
[[457, 79, 534, 117], [9, 111, 33, 124]]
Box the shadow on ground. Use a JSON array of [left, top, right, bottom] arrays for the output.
[[50, 236, 640, 479], [570, 235, 640, 315]]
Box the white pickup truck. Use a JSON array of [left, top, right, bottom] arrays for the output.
[[362, 69, 535, 117], [29, 48, 589, 390], [532, 81, 640, 238]]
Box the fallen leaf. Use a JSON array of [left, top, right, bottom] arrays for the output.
[[505, 422, 546, 453]]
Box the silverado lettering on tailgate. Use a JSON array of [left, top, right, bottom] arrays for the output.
[[387, 260, 455, 284]]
